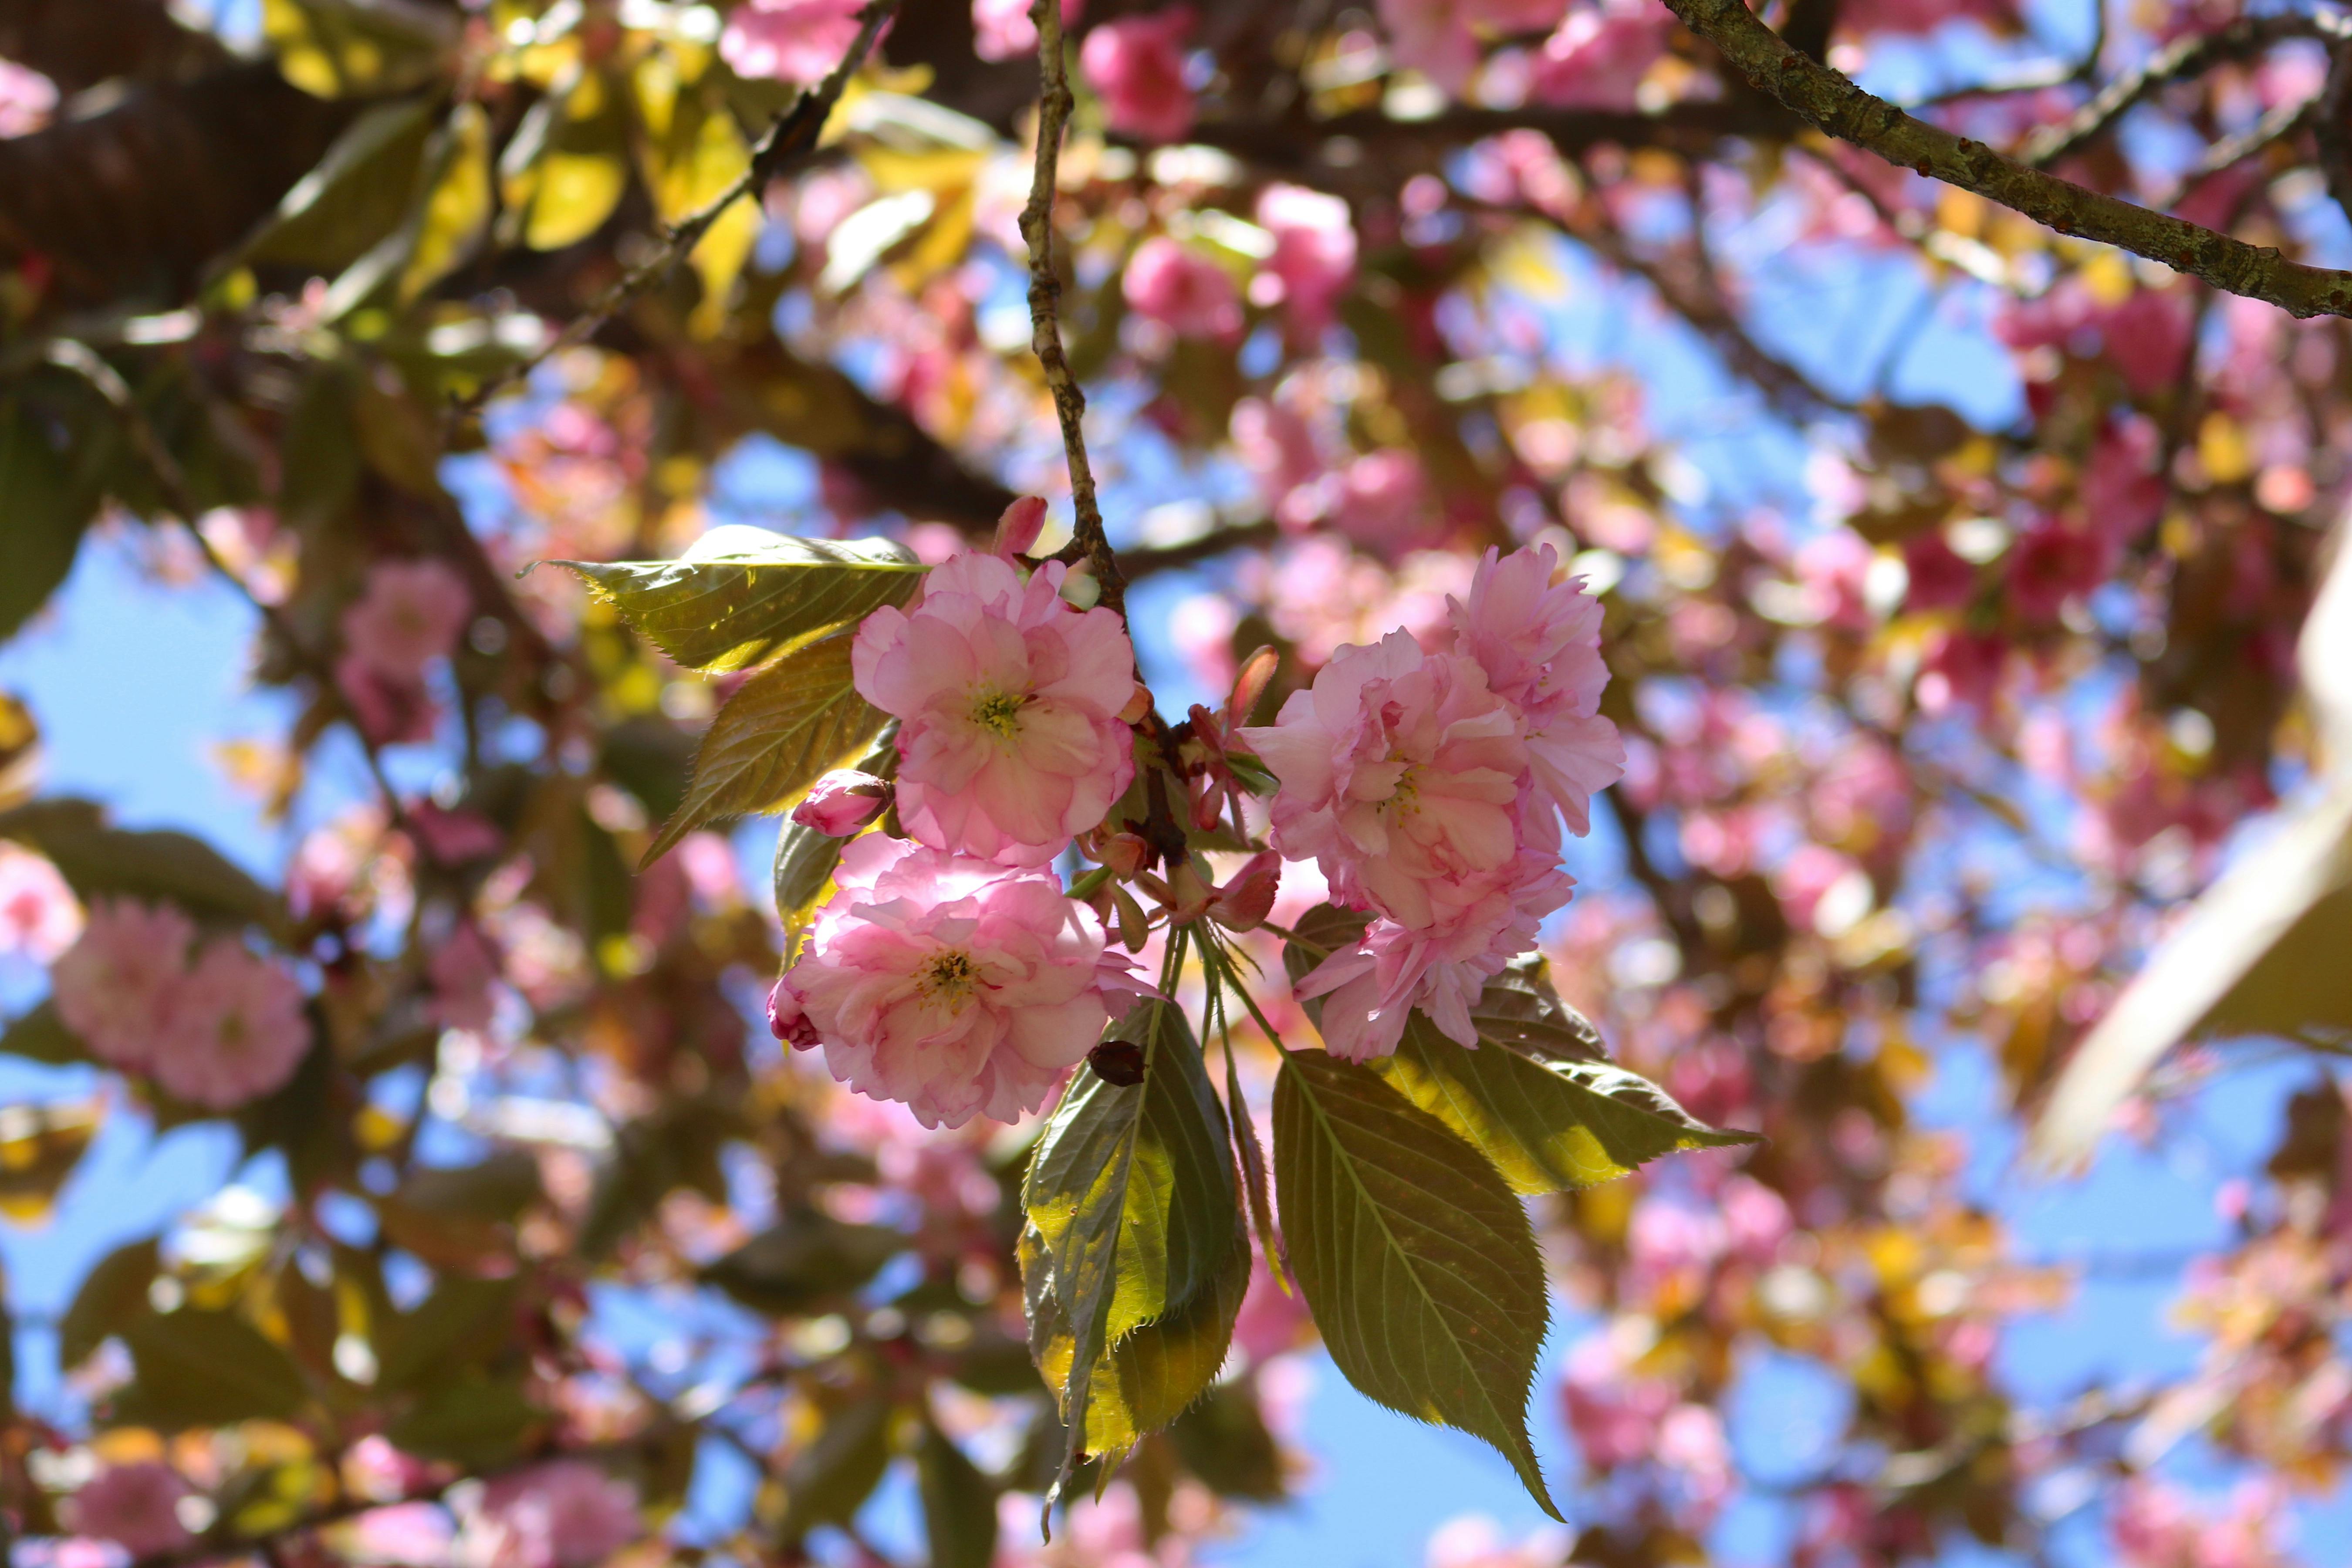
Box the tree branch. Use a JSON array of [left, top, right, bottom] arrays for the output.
[[1019, 0, 1125, 617], [455, 0, 899, 420], [1659, 0, 2352, 319], [2017, 11, 2346, 168]]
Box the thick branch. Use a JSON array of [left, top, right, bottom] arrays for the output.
[[1018, 0, 1125, 616], [1660, 0, 2352, 320]]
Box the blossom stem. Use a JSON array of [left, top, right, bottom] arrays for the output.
[[1019, 0, 1126, 618]]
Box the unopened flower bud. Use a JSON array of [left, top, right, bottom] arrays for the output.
[[1210, 850, 1281, 931], [791, 770, 890, 836], [1059, 563, 1102, 609], [994, 495, 1048, 557], [767, 979, 821, 1050], [1100, 831, 1151, 876]]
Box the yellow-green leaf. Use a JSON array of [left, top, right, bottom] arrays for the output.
[[1272, 1048, 1560, 1520], [245, 98, 436, 269], [400, 103, 492, 302], [557, 528, 925, 673], [262, 0, 451, 98]]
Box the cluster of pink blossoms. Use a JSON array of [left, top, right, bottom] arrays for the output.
[[769, 525, 1149, 1129], [51, 898, 312, 1109], [1245, 542, 1622, 1059], [337, 558, 472, 745]]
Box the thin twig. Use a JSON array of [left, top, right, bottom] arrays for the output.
[[1019, 0, 1125, 619], [453, 0, 898, 421], [42, 341, 411, 824], [2019, 11, 2349, 168], [2160, 94, 2315, 206], [1661, 0, 2352, 318]]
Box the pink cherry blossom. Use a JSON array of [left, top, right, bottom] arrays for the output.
[[1232, 397, 1325, 525], [792, 769, 891, 836], [64, 1463, 194, 1558], [1332, 450, 1433, 556], [973, 0, 1081, 60], [428, 920, 500, 1033], [342, 559, 471, 683], [1531, 0, 1673, 110], [1294, 867, 1567, 1060], [1379, 0, 1570, 94], [337, 654, 439, 746], [2008, 517, 2114, 622], [0, 843, 80, 963], [1123, 237, 1243, 341], [0, 59, 57, 138], [51, 897, 195, 1071], [2085, 414, 2166, 544], [1079, 10, 1195, 142], [775, 835, 1147, 1127], [1902, 531, 1977, 610], [853, 551, 1136, 867], [1243, 633, 1532, 929], [1445, 543, 1624, 835], [474, 1460, 642, 1568], [151, 939, 312, 1109], [1254, 184, 1357, 333], [721, 0, 877, 82], [342, 1502, 455, 1567]]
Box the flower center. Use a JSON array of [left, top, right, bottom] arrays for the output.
[[920, 949, 982, 1005], [970, 688, 1026, 739]]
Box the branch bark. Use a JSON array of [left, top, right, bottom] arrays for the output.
[[1018, 0, 1125, 617], [1659, 0, 2352, 320]]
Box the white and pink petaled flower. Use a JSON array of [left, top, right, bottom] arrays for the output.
[[0, 842, 82, 963], [63, 1462, 195, 1558], [51, 896, 313, 1107], [721, 0, 879, 82], [471, 1460, 642, 1568], [771, 835, 1149, 1129], [853, 549, 1137, 868], [1245, 542, 1622, 1060]]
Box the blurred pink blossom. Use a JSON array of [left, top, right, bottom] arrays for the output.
[[342, 559, 471, 683], [473, 1460, 641, 1568], [51, 898, 196, 1072], [1530, 0, 1673, 109], [64, 1463, 193, 1558], [1254, 184, 1358, 334], [1080, 10, 1195, 141], [721, 0, 879, 82], [0, 843, 80, 963], [1123, 237, 1243, 341], [153, 939, 313, 1108], [973, 0, 1080, 60]]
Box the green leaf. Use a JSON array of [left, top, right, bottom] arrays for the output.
[[244, 98, 436, 269], [60, 1237, 160, 1369], [646, 631, 889, 865], [261, 0, 453, 98], [1169, 1379, 1287, 1500], [115, 1308, 309, 1429], [780, 1399, 896, 1541], [1375, 1020, 1756, 1196], [0, 1002, 84, 1066], [701, 1208, 905, 1316], [0, 396, 93, 642], [384, 1372, 544, 1467], [916, 1417, 999, 1568], [554, 529, 924, 674], [0, 799, 282, 931], [0, 1101, 99, 1224], [374, 1276, 519, 1392], [1272, 1048, 1560, 1519], [1021, 1001, 1239, 1481]]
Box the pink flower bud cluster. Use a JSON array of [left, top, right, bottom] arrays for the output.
[[336, 558, 472, 746], [771, 532, 1149, 1129], [51, 897, 312, 1109], [1244, 543, 1623, 1060]]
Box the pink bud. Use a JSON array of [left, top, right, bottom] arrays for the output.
[[1211, 850, 1282, 931], [791, 770, 890, 836], [767, 979, 821, 1049], [994, 495, 1048, 557]]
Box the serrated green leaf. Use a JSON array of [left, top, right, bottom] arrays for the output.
[[1272, 1048, 1559, 1519], [916, 1417, 999, 1568], [115, 1309, 309, 1429], [60, 1237, 159, 1369], [772, 724, 896, 956], [1021, 1001, 1238, 1483], [0, 800, 282, 932], [646, 631, 889, 864], [556, 530, 924, 674], [1375, 1019, 1757, 1196]]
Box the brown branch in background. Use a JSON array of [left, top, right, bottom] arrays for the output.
[[1119, 519, 1283, 578], [42, 341, 411, 825], [453, 0, 899, 421], [1659, 0, 2352, 319], [1019, 0, 1126, 619], [2019, 11, 2347, 167], [2162, 95, 2315, 206]]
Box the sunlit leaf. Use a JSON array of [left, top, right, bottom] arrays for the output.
[[645, 632, 890, 863], [399, 103, 493, 303], [1272, 1048, 1560, 1519], [554, 530, 925, 674], [500, 69, 632, 250], [0, 1100, 99, 1224], [261, 0, 452, 98], [1021, 1001, 1239, 1482], [245, 98, 436, 269]]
